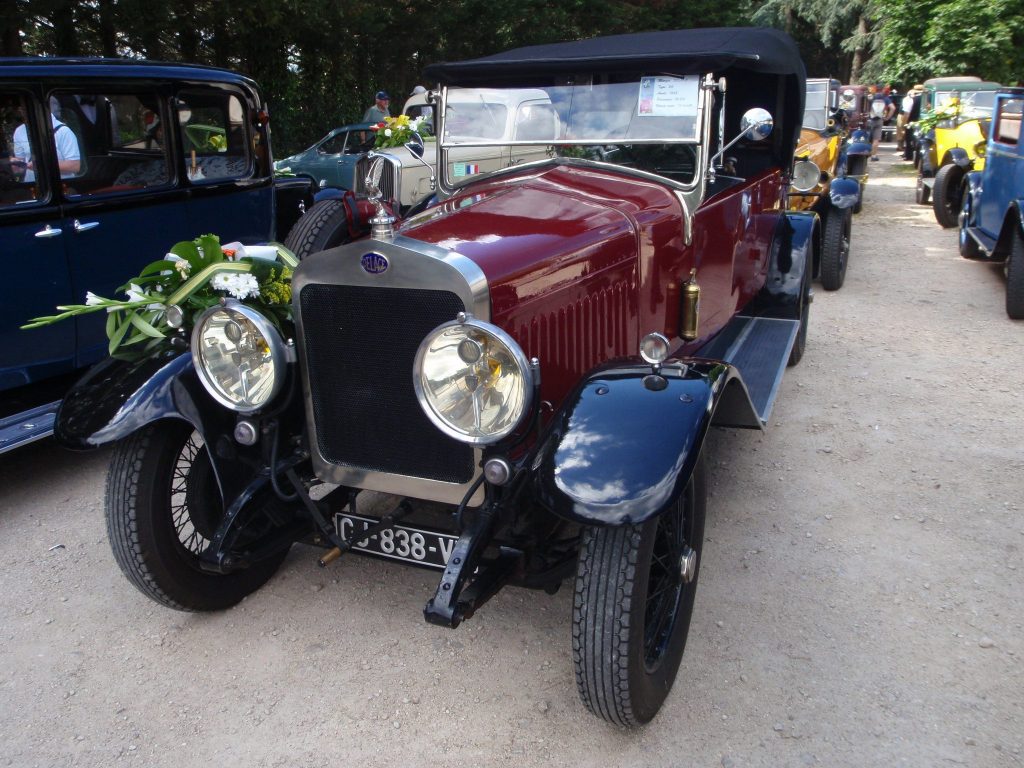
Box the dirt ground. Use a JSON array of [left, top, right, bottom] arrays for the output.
[[1, 146, 1021, 768]]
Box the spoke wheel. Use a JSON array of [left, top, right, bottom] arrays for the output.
[[105, 421, 289, 611], [573, 456, 707, 726]]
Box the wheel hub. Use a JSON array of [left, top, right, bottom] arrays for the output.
[[679, 546, 697, 584]]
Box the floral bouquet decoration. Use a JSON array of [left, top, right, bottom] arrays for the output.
[[372, 113, 429, 149], [23, 234, 297, 357]]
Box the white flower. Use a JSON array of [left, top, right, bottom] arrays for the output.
[[211, 272, 260, 300], [85, 291, 104, 306], [166, 253, 191, 278], [384, 128, 393, 137], [125, 283, 148, 303]]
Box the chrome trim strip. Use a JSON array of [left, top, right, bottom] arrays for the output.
[[292, 236, 491, 506]]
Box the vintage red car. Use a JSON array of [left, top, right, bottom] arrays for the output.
[[55, 28, 814, 726]]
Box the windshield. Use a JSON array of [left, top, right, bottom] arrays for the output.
[[442, 76, 702, 145], [803, 81, 830, 130], [934, 90, 997, 117]]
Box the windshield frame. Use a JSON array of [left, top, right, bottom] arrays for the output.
[[434, 74, 713, 197]]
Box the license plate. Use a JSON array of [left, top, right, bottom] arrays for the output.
[[333, 512, 458, 570]]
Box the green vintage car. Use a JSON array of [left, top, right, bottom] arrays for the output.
[[912, 77, 1001, 227]]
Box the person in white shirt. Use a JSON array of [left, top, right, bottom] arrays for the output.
[[11, 107, 81, 182]]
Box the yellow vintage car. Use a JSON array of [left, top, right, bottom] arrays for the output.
[[913, 77, 1000, 227], [789, 78, 866, 290]]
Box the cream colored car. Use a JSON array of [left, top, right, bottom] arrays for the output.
[[354, 88, 557, 209]]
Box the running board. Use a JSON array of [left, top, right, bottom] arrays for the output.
[[696, 316, 799, 425], [0, 400, 60, 455]]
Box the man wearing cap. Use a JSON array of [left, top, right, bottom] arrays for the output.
[[363, 91, 391, 123]]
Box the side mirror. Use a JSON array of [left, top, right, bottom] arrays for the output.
[[740, 108, 773, 141], [708, 108, 776, 175], [404, 132, 425, 159]]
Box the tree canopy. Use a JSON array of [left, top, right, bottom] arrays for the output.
[[5, 0, 1021, 155]]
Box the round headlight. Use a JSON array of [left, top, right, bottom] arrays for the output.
[[191, 302, 287, 412], [413, 316, 533, 445], [791, 159, 821, 192]]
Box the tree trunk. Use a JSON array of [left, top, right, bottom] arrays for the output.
[[98, 0, 117, 57], [52, 0, 80, 56], [850, 14, 868, 84]]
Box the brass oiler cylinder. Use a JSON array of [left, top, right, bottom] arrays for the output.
[[681, 268, 700, 341]]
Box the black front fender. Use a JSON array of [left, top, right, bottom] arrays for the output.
[[55, 351, 230, 450], [533, 359, 754, 527]]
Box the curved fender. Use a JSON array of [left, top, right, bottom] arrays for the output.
[[752, 211, 815, 313], [313, 187, 345, 202], [846, 140, 872, 157], [533, 359, 756, 527], [993, 200, 1024, 257], [54, 351, 231, 449], [945, 147, 972, 168], [829, 177, 861, 209], [55, 351, 262, 504]]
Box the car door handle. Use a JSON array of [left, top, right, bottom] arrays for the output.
[[35, 225, 62, 238], [73, 219, 100, 232]]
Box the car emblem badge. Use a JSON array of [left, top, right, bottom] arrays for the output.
[[360, 252, 389, 275]]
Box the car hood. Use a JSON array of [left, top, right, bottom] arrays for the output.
[[397, 162, 679, 313]]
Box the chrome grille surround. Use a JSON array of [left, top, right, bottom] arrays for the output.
[[292, 235, 489, 506]]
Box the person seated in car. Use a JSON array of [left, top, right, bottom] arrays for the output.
[[11, 101, 81, 181]]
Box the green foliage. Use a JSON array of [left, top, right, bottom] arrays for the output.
[[9, 0, 756, 156], [874, 0, 1024, 84]]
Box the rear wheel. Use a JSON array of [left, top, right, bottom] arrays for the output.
[[915, 174, 930, 205], [1007, 229, 1024, 320], [820, 206, 851, 291], [932, 164, 964, 228], [573, 456, 707, 726], [283, 198, 354, 260], [958, 183, 980, 259], [106, 421, 288, 611]]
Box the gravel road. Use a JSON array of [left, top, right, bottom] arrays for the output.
[[1, 146, 1021, 768]]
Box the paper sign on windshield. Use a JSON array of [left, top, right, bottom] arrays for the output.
[[638, 76, 699, 117]]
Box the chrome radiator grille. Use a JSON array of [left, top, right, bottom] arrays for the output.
[[298, 283, 473, 484]]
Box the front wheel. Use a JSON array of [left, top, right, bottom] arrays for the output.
[[1007, 229, 1024, 320], [572, 456, 707, 726], [932, 164, 964, 228], [283, 198, 355, 260], [820, 206, 852, 291], [958, 183, 980, 259], [105, 421, 288, 611]]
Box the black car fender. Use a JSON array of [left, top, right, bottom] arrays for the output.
[[54, 351, 259, 503], [829, 177, 861, 209], [532, 359, 758, 527], [944, 147, 973, 169]]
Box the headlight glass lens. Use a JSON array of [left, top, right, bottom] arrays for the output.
[[192, 304, 284, 412], [791, 159, 821, 192], [415, 319, 532, 444]]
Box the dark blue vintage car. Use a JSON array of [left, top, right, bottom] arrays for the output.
[[957, 88, 1024, 318], [0, 59, 314, 453], [273, 122, 377, 190]]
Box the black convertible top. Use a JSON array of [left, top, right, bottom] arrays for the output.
[[425, 27, 806, 163], [424, 27, 803, 84]]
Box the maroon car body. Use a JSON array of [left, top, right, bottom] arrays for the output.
[[56, 27, 815, 727]]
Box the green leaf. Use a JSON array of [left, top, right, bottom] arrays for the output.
[[139, 259, 178, 277], [128, 312, 166, 339], [169, 240, 203, 270], [195, 234, 223, 265], [107, 313, 133, 355]]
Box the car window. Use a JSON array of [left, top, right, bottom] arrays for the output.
[[176, 89, 252, 183], [444, 103, 508, 140], [0, 92, 49, 208], [514, 103, 558, 141], [995, 98, 1022, 146], [53, 91, 170, 197], [404, 105, 435, 136], [318, 132, 348, 155], [803, 82, 829, 130]]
